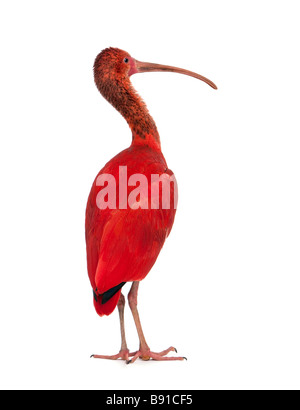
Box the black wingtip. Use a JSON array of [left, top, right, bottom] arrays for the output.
[[101, 282, 126, 304]]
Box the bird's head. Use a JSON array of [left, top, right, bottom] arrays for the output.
[[94, 48, 135, 84], [94, 47, 217, 102], [94, 48, 139, 110]]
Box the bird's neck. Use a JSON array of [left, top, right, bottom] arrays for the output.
[[101, 78, 161, 151]]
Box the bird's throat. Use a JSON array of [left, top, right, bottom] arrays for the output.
[[99, 77, 161, 150]]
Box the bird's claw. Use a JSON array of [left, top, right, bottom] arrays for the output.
[[91, 349, 132, 361], [125, 346, 186, 364], [91, 346, 186, 363]]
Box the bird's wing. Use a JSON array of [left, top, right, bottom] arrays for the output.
[[85, 147, 176, 313], [86, 205, 169, 316], [93, 206, 169, 294]]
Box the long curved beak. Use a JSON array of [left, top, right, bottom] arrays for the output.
[[134, 59, 217, 90]]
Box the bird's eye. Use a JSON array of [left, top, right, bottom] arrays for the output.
[[124, 58, 129, 63]]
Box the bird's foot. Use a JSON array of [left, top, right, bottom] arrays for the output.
[[91, 349, 136, 361], [126, 346, 187, 364]]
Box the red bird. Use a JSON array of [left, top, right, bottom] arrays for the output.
[[86, 48, 217, 363]]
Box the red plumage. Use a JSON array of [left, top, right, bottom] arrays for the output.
[[86, 47, 216, 362], [86, 145, 176, 316]]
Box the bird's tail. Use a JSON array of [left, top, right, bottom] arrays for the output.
[[93, 290, 121, 316], [93, 282, 126, 316]]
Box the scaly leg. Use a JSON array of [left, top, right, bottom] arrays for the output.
[[127, 281, 186, 364], [91, 293, 136, 361]]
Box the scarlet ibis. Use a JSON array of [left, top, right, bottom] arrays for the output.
[[86, 47, 217, 363]]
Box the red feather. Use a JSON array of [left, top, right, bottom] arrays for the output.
[[86, 145, 176, 316], [86, 48, 215, 363]]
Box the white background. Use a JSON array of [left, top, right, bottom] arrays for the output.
[[0, 0, 299, 390]]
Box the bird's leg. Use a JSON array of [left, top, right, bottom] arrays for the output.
[[118, 293, 128, 352], [92, 293, 136, 361], [128, 282, 150, 357], [127, 281, 186, 364]]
